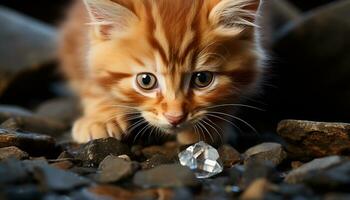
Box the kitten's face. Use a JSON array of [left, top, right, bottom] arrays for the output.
[[85, 0, 261, 134]]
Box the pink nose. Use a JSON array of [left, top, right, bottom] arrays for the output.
[[164, 113, 185, 126]]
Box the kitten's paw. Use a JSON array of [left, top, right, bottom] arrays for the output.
[[72, 117, 123, 143]]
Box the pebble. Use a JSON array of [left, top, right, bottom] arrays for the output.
[[241, 179, 273, 200], [278, 120, 350, 160], [96, 155, 138, 183], [133, 164, 199, 188], [0, 146, 28, 160], [0, 128, 58, 157], [218, 144, 242, 168], [141, 154, 175, 169], [243, 142, 287, 167], [285, 156, 346, 184], [76, 137, 131, 167]]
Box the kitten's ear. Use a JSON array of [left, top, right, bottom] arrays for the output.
[[209, 0, 261, 36], [83, 0, 138, 39]]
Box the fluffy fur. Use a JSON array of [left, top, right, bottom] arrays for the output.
[[59, 0, 263, 144]]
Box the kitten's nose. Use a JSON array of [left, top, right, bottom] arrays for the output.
[[163, 113, 185, 126]]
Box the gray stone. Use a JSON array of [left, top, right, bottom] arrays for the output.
[[243, 143, 287, 166], [133, 164, 199, 188], [0, 128, 58, 157], [278, 120, 350, 160], [96, 155, 138, 183], [304, 161, 350, 190], [76, 137, 131, 167], [0, 146, 28, 160], [0, 158, 28, 184], [285, 156, 346, 184], [33, 165, 90, 191]]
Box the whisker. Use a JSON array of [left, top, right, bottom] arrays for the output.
[[207, 111, 258, 134], [198, 120, 214, 143], [206, 103, 264, 111], [128, 120, 147, 135], [133, 123, 150, 143], [205, 113, 243, 134], [204, 117, 223, 144]]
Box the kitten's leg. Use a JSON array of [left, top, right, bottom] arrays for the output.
[[72, 96, 129, 143]]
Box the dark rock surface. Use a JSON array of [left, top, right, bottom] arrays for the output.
[[278, 120, 350, 160], [76, 137, 131, 167], [0, 128, 58, 157], [133, 164, 199, 188]]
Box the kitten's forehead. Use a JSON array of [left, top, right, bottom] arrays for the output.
[[141, 0, 210, 72]]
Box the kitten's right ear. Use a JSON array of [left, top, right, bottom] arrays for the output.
[[83, 0, 138, 39]]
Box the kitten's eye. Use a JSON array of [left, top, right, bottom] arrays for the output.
[[192, 71, 214, 88], [136, 73, 157, 90]]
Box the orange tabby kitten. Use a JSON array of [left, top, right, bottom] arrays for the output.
[[60, 0, 264, 144]]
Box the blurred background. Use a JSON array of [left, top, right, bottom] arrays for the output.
[[0, 0, 349, 147]]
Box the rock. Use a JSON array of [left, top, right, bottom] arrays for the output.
[[70, 167, 97, 176], [50, 160, 74, 170], [243, 143, 287, 166], [57, 151, 74, 160], [304, 161, 350, 190], [242, 160, 280, 188], [141, 142, 179, 159], [76, 138, 131, 167], [285, 156, 346, 184], [0, 158, 28, 184], [33, 165, 90, 191], [88, 185, 158, 200], [96, 155, 138, 183], [0, 104, 67, 136], [0, 146, 28, 160], [0, 128, 58, 157], [35, 98, 80, 124], [277, 120, 350, 160], [0, 6, 57, 96], [117, 154, 131, 162], [218, 145, 241, 168], [133, 164, 199, 188], [3, 184, 42, 200], [141, 154, 175, 169], [241, 179, 273, 200]]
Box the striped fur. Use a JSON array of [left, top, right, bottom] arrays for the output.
[[59, 0, 263, 144]]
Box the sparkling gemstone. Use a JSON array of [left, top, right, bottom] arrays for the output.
[[178, 141, 223, 178]]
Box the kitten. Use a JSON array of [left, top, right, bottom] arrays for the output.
[[59, 0, 264, 145]]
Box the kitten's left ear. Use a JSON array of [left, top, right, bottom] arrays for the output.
[[209, 0, 261, 36], [83, 0, 138, 39]]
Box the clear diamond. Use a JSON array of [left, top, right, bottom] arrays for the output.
[[178, 141, 223, 178]]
